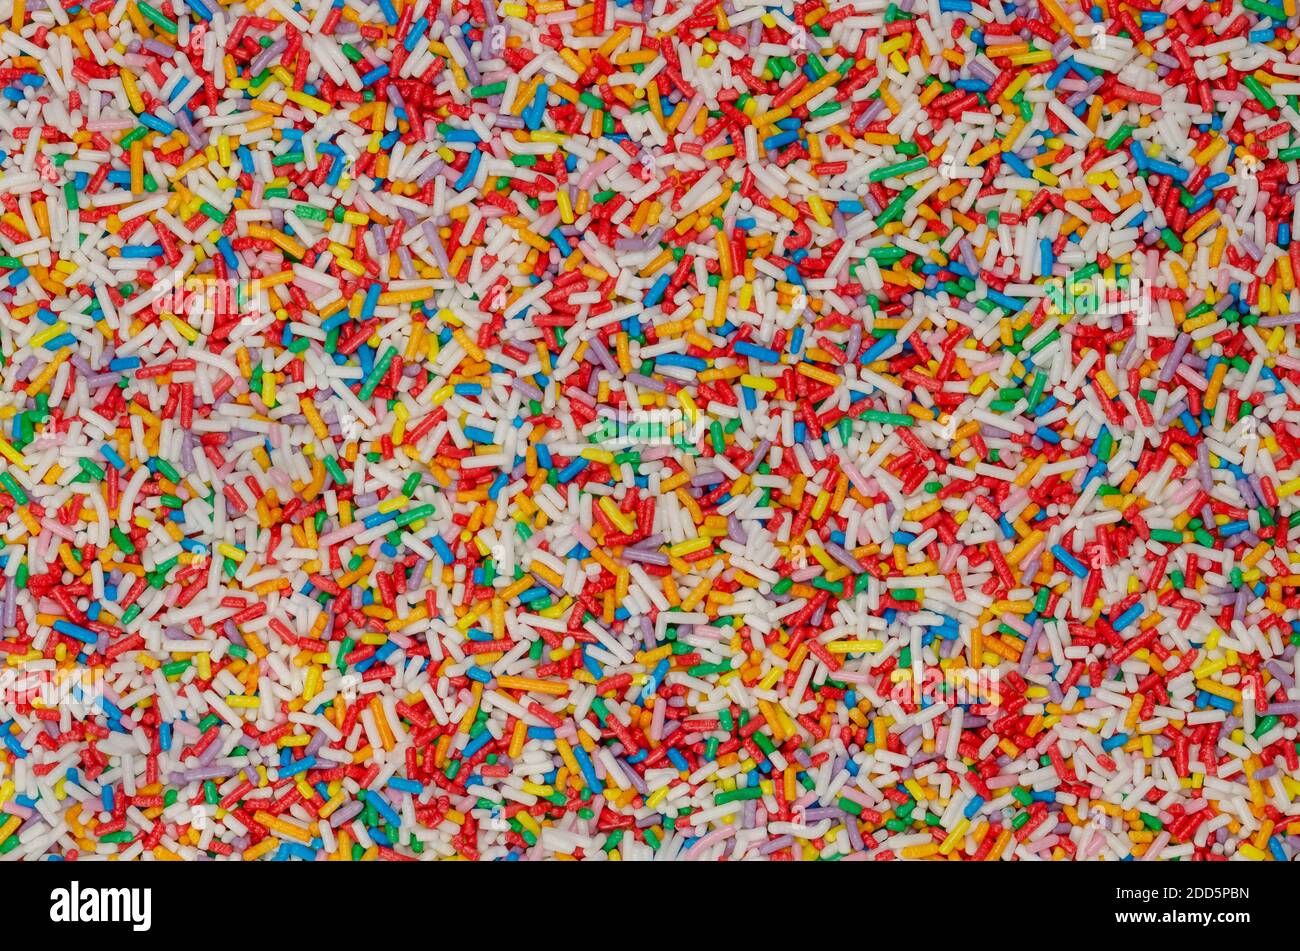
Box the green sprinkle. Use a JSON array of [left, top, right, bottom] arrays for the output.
[[869, 156, 928, 182]]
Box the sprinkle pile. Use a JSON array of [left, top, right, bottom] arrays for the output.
[[2, 0, 1300, 863]]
